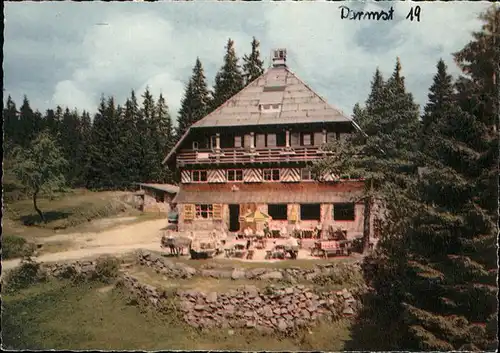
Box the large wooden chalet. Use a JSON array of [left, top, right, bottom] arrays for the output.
[[164, 49, 369, 239]]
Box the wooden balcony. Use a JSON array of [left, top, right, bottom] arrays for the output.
[[176, 146, 334, 166]]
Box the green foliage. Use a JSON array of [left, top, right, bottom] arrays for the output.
[[2, 235, 36, 260], [242, 37, 265, 85], [177, 58, 211, 138], [352, 9, 499, 351], [210, 38, 244, 112], [10, 130, 68, 222], [93, 256, 120, 283], [3, 258, 45, 293]]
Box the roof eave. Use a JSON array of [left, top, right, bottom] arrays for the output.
[[163, 128, 191, 165]]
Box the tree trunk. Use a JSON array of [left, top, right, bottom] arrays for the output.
[[362, 195, 373, 254], [33, 189, 46, 224]]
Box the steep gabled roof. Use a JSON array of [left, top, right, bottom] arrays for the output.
[[192, 65, 351, 128], [163, 64, 355, 164]]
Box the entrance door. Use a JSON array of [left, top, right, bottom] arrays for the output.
[[229, 204, 240, 232]]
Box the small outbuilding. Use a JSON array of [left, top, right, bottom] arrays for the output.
[[136, 183, 179, 213]]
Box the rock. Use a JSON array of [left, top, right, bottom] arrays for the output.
[[206, 292, 218, 303], [260, 271, 283, 280], [231, 269, 246, 280], [194, 305, 205, 311], [277, 319, 288, 332], [343, 306, 355, 316], [263, 306, 273, 318], [246, 320, 256, 328], [243, 285, 259, 298], [244, 311, 254, 317], [285, 287, 294, 295]]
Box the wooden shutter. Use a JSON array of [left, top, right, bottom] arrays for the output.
[[213, 204, 223, 220], [184, 204, 195, 220], [291, 133, 300, 146]]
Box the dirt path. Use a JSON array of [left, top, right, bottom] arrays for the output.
[[2, 218, 168, 271]]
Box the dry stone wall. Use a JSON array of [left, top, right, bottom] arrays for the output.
[[137, 250, 363, 284], [119, 272, 362, 333], [40, 259, 98, 279]]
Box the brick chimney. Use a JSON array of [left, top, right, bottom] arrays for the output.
[[271, 48, 287, 68]]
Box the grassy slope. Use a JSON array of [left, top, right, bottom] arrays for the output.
[[2, 280, 353, 351], [2, 189, 164, 257]]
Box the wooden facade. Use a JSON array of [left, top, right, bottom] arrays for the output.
[[164, 49, 371, 239]]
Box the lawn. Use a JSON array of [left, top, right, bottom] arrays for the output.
[[1, 279, 353, 351]]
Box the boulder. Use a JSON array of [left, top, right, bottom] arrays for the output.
[[231, 269, 246, 280], [206, 292, 218, 303], [260, 271, 283, 280]]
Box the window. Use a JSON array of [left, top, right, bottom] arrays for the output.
[[333, 203, 355, 221], [301, 169, 313, 181], [154, 191, 165, 203], [267, 133, 277, 147], [263, 169, 280, 181], [301, 133, 313, 146], [234, 136, 243, 148], [192, 170, 207, 182], [276, 132, 286, 147], [227, 169, 243, 182], [300, 204, 321, 221], [268, 204, 287, 220], [210, 135, 217, 149], [192, 141, 199, 150], [326, 132, 336, 143], [259, 104, 282, 113], [195, 204, 213, 219]]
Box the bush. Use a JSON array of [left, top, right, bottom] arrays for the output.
[[2, 235, 35, 259], [3, 258, 45, 292], [93, 256, 120, 283]]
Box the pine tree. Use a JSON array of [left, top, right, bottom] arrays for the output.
[[354, 11, 499, 349], [138, 87, 157, 183], [76, 110, 92, 187], [59, 108, 82, 186], [3, 95, 19, 149], [177, 58, 211, 138], [18, 96, 41, 147], [86, 96, 123, 189], [242, 37, 264, 85], [149, 93, 174, 182], [120, 90, 142, 186], [421, 60, 454, 135], [210, 38, 244, 112]]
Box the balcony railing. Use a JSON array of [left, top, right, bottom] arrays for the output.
[[176, 146, 334, 166]]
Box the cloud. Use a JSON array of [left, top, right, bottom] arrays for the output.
[[4, 1, 491, 121]]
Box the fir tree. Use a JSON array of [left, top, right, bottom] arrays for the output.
[[139, 87, 157, 183], [59, 108, 82, 186], [3, 95, 19, 149], [242, 37, 264, 85], [210, 38, 244, 112], [149, 93, 174, 182], [421, 60, 454, 135], [18, 96, 41, 147], [120, 90, 142, 186], [176, 58, 211, 138]]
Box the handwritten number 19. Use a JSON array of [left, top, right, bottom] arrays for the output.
[[406, 6, 421, 22]]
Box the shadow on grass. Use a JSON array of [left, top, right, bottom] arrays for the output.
[[19, 211, 73, 227]]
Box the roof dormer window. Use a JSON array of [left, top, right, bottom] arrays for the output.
[[259, 104, 282, 113]]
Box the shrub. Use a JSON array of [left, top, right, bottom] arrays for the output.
[[2, 235, 35, 259], [3, 258, 45, 292], [93, 256, 120, 283]]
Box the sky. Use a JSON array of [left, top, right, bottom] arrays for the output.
[[4, 1, 491, 123]]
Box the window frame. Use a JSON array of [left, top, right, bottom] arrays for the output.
[[301, 169, 314, 181], [227, 169, 243, 182], [333, 202, 356, 221], [234, 136, 243, 148], [300, 203, 321, 221], [268, 204, 288, 220], [263, 168, 280, 182], [195, 204, 213, 219], [191, 170, 208, 183], [301, 132, 313, 146]]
